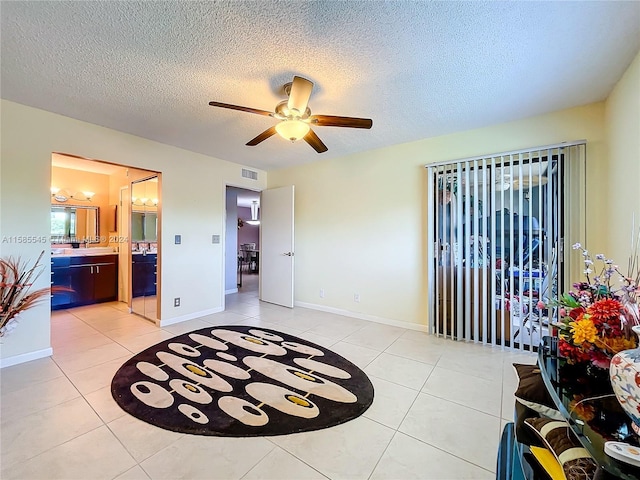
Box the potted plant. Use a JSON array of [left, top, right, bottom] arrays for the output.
[[0, 251, 56, 337]]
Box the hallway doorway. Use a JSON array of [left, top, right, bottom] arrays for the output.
[[224, 186, 260, 295]]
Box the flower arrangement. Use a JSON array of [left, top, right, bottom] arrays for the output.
[[552, 243, 640, 369], [0, 251, 52, 337]]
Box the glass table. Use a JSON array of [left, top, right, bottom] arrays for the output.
[[538, 336, 640, 479]]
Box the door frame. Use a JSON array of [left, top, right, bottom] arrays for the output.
[[222, 184, 263, 308]]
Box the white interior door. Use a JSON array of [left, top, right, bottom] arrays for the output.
[[260, 185, 294, 307]]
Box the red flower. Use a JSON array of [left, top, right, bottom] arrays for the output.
[[558, 338, 592, 363], [590, 349, 612, 369], [588, 298, 623, 320], [568, 307, 585, 320]]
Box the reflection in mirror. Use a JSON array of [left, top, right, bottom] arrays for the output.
[[51, 206, 99, 243], [131, 176, 159, 322], [131, 212, 157, 242]]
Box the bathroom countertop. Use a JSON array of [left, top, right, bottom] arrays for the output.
[[51, 247, 117, 257]]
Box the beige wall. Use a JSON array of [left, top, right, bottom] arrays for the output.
[[0, 99, 266, 363], [605, 50, 640, 264], [268, 103, 607, 329]]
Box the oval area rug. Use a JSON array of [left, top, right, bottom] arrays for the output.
[[111, 325, 374, 436]]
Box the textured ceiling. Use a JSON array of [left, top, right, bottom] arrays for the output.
[[2, 1, 639, 171]]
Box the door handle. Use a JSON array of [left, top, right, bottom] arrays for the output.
[[283, 252, 294, 256]]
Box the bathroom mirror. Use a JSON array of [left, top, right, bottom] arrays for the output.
[[131, 212, 157, 242], [130, 176, 159, 322], [50, 205, 99, 243]]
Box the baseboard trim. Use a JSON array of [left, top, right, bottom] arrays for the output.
[[0, 347, 53, 369], [225, 288, 238, 295], [158, 307, 224, 327], [294, 301, 428, 332]]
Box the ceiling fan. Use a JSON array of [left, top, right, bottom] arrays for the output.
[[208, 76, 373, 153]]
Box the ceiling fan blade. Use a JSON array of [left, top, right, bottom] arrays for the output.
[[287, 76, 314, 115], [303, 129, 328, 153], [246, 126, 277, 146], [309, 115, 373, 129], [209, 101, 273, 117]]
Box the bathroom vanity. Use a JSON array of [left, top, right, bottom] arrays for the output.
[[51, 248, 118, 309], [132, 252, 157, 297]]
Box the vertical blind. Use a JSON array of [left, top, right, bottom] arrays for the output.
[[426, 142, 586, 350]]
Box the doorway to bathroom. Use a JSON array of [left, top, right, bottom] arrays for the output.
[[50, 153, 161, 322]]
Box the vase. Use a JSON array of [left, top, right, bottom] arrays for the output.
[[0, 313, 20, 338], [610, 325, 640, 435]]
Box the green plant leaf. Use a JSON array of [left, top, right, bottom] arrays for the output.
[[561, 293, 580, 308]]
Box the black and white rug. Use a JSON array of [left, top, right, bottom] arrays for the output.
[[111, 325, 374, 436]]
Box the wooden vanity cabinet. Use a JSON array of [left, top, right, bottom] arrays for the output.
[[51, 256, 73, 308], [51, 254, 118, 309], [132, 253, 157, 298]]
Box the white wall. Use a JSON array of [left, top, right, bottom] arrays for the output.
[[0, 99, 266, 364], [225, 188, 239, 293], [605, 50, 640, 264], [268, 103, 607, 329]]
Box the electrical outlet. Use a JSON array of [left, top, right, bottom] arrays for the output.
[[320, 289, 325, 298], [354, 293, 360, 303], [174, 297, 180, 307]]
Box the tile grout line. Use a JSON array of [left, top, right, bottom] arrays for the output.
[[364, 363, 439, 480], [244, 440, 330, 480], [394, 428, 497, 476]]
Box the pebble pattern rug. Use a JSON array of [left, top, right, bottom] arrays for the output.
[[111, 325, 375, 436]]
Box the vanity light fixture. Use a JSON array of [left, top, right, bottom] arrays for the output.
[[246, 200, 260, 225], [51, 187, 95, 202], [132, 197, 159, 207]]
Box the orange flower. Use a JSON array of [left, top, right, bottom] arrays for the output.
[[597, 335, 638, 355], [570, 395, 596, 421], [588, 298, 623, 320]]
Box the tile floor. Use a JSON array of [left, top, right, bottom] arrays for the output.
[[1, 276, 536, 480]]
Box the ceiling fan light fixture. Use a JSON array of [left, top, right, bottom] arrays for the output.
[[275, 119, 309, 142], [209, 75, 372, 153]]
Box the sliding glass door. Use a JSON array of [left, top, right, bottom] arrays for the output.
[[426, 142, 586, 350]]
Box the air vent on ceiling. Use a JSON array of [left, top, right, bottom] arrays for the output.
[[242, 168, 258, 180]]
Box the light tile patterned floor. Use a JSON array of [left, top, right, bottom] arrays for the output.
[[1, 275, 536, 479]]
